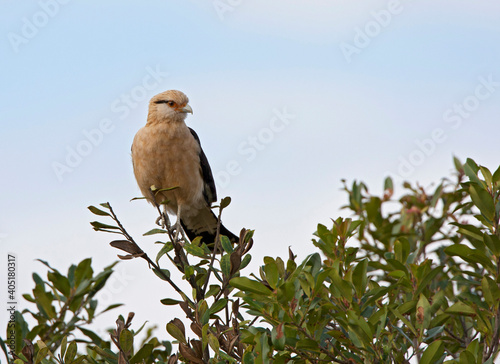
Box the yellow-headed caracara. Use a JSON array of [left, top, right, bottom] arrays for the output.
[[132, 90, 238, 247]]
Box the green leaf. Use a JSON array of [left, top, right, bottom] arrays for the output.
[[394, 238, 410, 263], [100, 303, 123, 314], [87, 205, 111, 216], [185, 243, 207, 257], [208, 333, 220, 353], [209, 298, 228, 314], [35, 341, 49, 364], [130, 196, 147, 201], [184, 265, 194, 279], [70, 356, 86, 364], [451, 223, 484, 242], [416, 294, 431, 331], [446, 302, 476, 316], [469, 184, 495, 221], [384, 176, 393, 192], [221, 254, 231, 277], [459, 350, 476, 364], [426, 325, 444, 340], [479, 166, 493, 187], [90, 221, 120, 230], [74, 279, 91, 297], [119, 329, 134, 354], [277, 281, 295, 304], [415, 266, 443, 297], [155, 186, 179, 193], [389, 307, 418, 336], [220, 196, 231, 209], [464, 158, 485, 188], [482, 276, 500, 308], [100, 202, 111, 209], [296, 339, 319, 351], [130, 344, 154, 364], [89, 346, 117, 360], [453, 156, 463, 172], [271, 324, 285, 351], [78, 327, 106, 346], [47, 271, 71, 297], [160, 298, 181, 305], [205, 285, 221, 298], [483, 234, 500, 256], [155, 242, 173, 263], [430, 184, 444, 208], [492, 164, 500, 186], [220, 235, 233, 253], [329, 268, 352, 301], [229, 277, 273, 295], [60, 336, 67, 359], [34, 272, 46, 285], [74, 258, 93, 285], [143, 228, 168, 236], [366, 197, 383, 227], [420, 340, 444, 364], [64, 341, 77, 363], [202, 323, 209, 351], [352, 259, 368, 297], [240, 254, 252, 270], [264, 259, 279, 289], [166, 322, 187, 344], [153, 268, 170, 281], [33, 285, 56, 319], [218, 351, 238, 363], [444, 244, 494, 272], [465, 339, 480, 359], [198, 300, 210, 326]]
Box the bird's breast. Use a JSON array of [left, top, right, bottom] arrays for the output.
[[132, 123, 205, 211]]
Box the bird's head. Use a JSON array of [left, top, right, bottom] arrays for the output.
[[147, 90, 193, 124]]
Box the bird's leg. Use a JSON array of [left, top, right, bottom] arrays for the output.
[[173, 204, 182, 243], [156, 205, 171, 230]]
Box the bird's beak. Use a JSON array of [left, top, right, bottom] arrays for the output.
[[180, 104, 193, 114]]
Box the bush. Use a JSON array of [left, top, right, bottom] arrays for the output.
[[3, 157, 500, 363]]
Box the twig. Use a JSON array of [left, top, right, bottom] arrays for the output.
[[202, 203, 224, 295], [148, 190, 203, 301], [107, 203, 195, 308]]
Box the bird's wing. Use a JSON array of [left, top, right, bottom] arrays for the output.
[[189, 127, 217, 205]]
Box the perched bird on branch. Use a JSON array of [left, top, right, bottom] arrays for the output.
[[131, 90, 238, 247]]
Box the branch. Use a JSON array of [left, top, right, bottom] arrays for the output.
[[105, 203, 195, 308]]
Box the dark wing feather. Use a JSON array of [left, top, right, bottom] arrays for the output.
[[189, 127, 217, 204]]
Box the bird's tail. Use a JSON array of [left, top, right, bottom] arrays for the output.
[[180, 208, 238, 251]]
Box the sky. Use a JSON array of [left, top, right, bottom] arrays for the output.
[[1, 0, 500, 348]]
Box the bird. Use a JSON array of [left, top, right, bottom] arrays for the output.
[[131, 90, 238, 248]]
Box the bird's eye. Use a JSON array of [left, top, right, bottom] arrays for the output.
[[154, 100, 176, 106]]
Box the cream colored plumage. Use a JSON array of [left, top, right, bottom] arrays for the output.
[[131, 90, 237, 246]]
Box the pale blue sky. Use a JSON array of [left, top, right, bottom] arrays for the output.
[[1, 0, 500, 341]]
